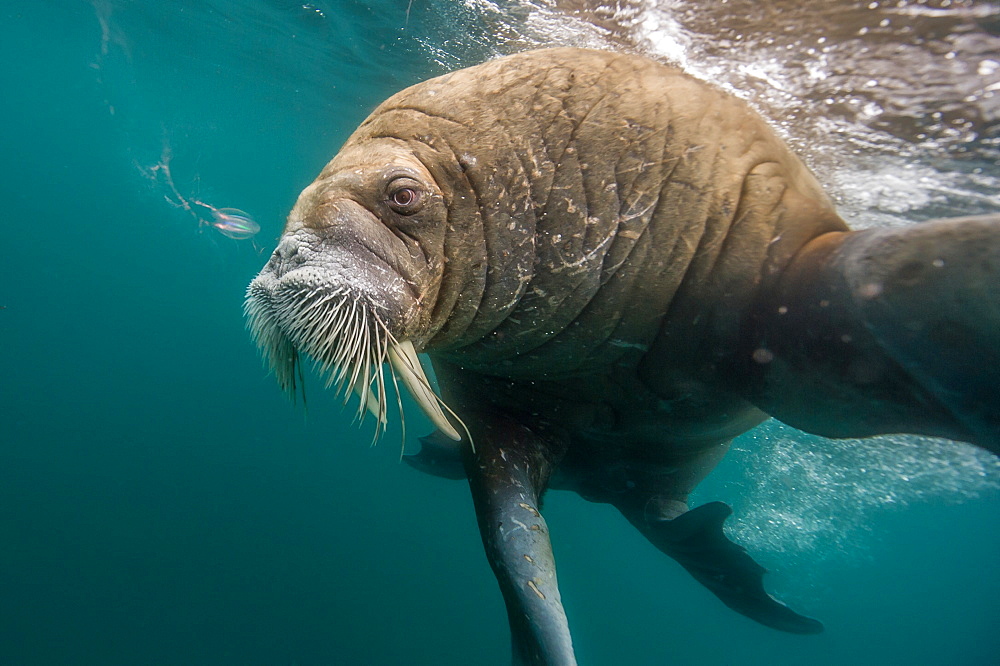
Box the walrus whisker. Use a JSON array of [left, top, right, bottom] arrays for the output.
[[249, 282, 384, 433], [426, 384, 475, 453], [354, 317, 372, 422], [378, 332, 391, 440], [291, 350, 306, 407], [364, 323, 391, 447], [373, 332, 405, 456], [336, 305, 367, 402], [320, 308, 353, 384], [310, 304, 347, 354], [299, 298, 337, 342], [244, 286, 304, 402], [325, 305, 358, 392], [386, 359, 407, 460], [330, 309, 368, 399], [369, 330, 390, 441], [373, 325, 386, 418], [333, 299, 362, 382], [246, 257, 472, 448], [361, 311, 373, 422], [322, 306, 348, 383], [366, 321, 386, 433], [308, 297, 387, 436]]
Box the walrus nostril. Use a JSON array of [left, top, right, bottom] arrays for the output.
[[276, 240, 298, 260], [268, 238, 306, 277]]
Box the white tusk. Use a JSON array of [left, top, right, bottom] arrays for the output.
[[388, 340, 462, 441]]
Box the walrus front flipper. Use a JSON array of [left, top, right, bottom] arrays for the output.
[[462, 421, 577, 666], [746, 214, 1000, 453], [625, 501, 823, 634]]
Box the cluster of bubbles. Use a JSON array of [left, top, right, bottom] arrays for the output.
[[717, 420, 1000, 566]]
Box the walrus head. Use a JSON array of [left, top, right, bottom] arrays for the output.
[[244, 55, 559, 444], [244, 138, 467, 442]]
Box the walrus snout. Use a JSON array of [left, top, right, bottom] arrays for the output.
[[258, 198, 425, 328], [245, 195, 463, 441]]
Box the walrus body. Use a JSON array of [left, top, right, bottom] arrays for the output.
[[246, 48, 999, 665]]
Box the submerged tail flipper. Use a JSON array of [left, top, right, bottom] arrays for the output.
[[624, 501, 823, 634]]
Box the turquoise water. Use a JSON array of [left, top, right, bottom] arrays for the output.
[[1, 2, 998, 664]]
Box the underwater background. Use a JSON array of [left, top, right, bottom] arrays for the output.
[[1, 1, 998, 664]]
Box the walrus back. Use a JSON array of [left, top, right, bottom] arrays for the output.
[[344, 48, 847, 386]]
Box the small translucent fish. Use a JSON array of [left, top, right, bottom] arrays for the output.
[[211, 207, 260, 240]]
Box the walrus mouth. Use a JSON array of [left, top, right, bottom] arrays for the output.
[[244, 277, 462, 443]]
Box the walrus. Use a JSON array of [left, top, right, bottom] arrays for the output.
[[245, 48, 999, 665]]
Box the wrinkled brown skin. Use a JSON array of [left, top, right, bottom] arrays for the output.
[[267, 48, 999, 665]]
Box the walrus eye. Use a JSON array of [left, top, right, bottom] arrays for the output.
[[393, 188, 417, 207], [387, 180, 424, 215]]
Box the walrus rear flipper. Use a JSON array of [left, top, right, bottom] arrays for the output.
[[403, 432, 466, 480], [627, 501, 823, 634], [462, 421, 577, 666]]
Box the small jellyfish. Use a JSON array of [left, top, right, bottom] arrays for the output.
[[142, 145, 261, 241], [209, 207, 260, 240]]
